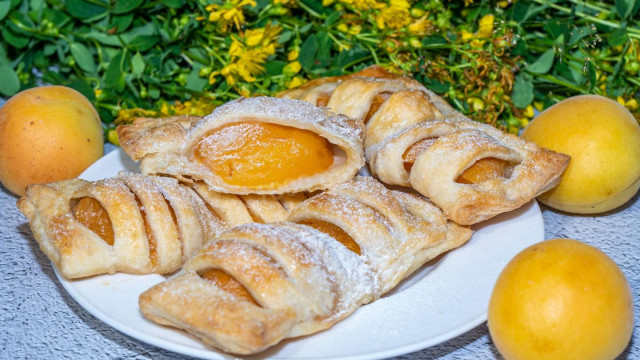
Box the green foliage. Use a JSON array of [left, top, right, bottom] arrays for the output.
[[0, 0, 638, 135]]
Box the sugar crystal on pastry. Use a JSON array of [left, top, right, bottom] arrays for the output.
[[117, 96, 365, 195], [17, 172, 300, 279], [139, 176, 472, 355], [279, 66, 570, 225]]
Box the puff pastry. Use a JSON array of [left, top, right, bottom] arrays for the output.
[[139, 176, 471, 355], [280, 66, 570, 225], [17, 172, 299, 279], [117, 97, 365, 195]]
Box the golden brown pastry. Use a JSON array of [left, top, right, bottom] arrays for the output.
[[117, 97, 365, 195], [279, 66, 570, 225], [17, 172, 300, 279], [139, 176, 471, 355]]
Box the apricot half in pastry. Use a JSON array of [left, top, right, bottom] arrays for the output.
[[118, 97, 365, 195]]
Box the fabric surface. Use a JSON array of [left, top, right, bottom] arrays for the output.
[[1, 142, 638, 360]]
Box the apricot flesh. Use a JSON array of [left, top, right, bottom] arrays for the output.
[[72, 197, 114, 246], [195, 122, 334, 189], [199, 268, 257, 305], [298, 219, 361, 255], [456, 157, 508, 184], [402, 138, 508, 183]]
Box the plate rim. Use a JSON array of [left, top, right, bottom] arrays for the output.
[[56, 148, 545, 360]]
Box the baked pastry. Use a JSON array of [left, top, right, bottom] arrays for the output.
[[17, 172, 298, 279], [279, 66, 570, 225], [117, 97, 365, 195], [139, 176, 471, 355]]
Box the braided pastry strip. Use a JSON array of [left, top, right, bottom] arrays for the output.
[[17, 172, 299, 279], [139, 176, 471, 355], [279, 66, 570, 225]]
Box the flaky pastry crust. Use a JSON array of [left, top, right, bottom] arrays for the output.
[[139, 176, 471, 355], [279, 66, 570, 225], [117, 97, 365, 195], [17, 172, 301, 278]]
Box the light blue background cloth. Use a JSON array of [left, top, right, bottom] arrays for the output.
[[0, 97, 638, 359]]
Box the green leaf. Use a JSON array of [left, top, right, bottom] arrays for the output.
[[66, 80, 96, 101], [265, 60, 286, 76], [65, 0, 107, 19], [0, 0, 11, 21], [131, 52, 145, 76], [300, 23, 313, 34], [108, 13, 133, 33], [161, 0, 185, 8], [129, 35, 159, 52], [70, 42, 96, 73], [525, 49, 554, 74], [277, 30, 292, 44], [298, 34, 318, 71], [423, 79, 450, 94], [615, 0, 633, 18], [325, 11, 341, 26], [422, 35, 447, 46], [315, 31, 331, 64], [112, 0, 144, 15], [1, 26, 29, 49], [512, 73, 534, 108], [0, 65, 20, 96], [185, 64, 207, 92], [608, 28, 628, 47]]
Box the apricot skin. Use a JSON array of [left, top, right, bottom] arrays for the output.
[[488, 238, 634, 360], [522, 95, 640, 214], [0, 86, 104, 196]]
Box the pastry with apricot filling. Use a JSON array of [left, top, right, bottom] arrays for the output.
[[280, 66, 570, 225], [138, 176, 471, 355], [16, 172, 304, 279], [117, 97, 365, 195]]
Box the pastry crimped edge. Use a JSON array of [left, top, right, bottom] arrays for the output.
[[117, 96, 366, 195], [280, 65, 570, 225], [139, 176, 472, 355]]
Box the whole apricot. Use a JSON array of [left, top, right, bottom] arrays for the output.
[[488, 238, 634, 360], [0, 86, 104, 196], [522, 95, 640, 213]]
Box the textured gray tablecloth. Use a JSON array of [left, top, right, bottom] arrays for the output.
[[1, 140, 638, 358]]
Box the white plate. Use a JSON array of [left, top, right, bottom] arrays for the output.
[[58, 149, 544, 360]]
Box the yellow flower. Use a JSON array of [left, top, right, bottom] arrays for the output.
[[287, 49, 299, 61], [288, 76, 305, 89], [477, 14, 494, 38], [337, 23, 349, 32], [460, 29, 474, 41], [408, 16, 433, 36], [205, 0, 256, 33], [625, 98, 639, 111], [468, 97, 485, 111], [533, 101, 544, 112], [617, 96, 626, 106], [524, 104, 535, 118], [323, 0, 335, 5], [376, 4, 411, 30], [339, 0, 385, 10], [106, 128, 119, 146], [348, 24, 362, 35], [283, 61, 302, 75]]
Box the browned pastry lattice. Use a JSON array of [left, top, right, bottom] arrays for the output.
[[139, 176, 471, 355], [279, 66, 570, 225], [17, 172, 303, 278]]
